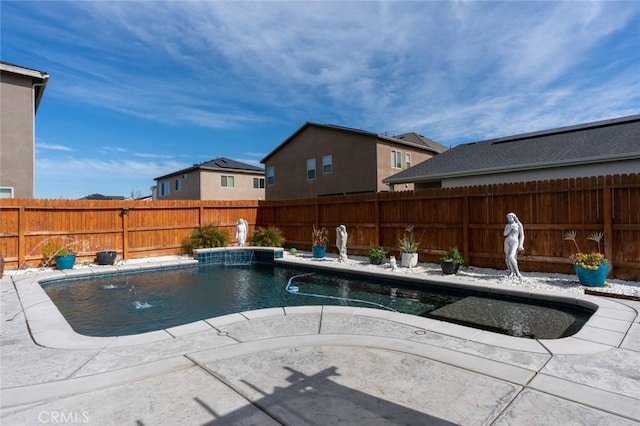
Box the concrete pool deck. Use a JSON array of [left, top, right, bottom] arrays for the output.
[[1, 255, 639, 424]]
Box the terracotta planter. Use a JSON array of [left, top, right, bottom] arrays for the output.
[[400, 252, 418, 268], [574, 263, 609, 287]]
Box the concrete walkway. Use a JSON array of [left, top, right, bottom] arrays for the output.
[[1, 257, 639, 425]]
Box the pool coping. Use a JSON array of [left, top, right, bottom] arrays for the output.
[[9, 254, 637, 354]]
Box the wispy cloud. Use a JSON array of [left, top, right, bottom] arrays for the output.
[[37, 143, 75, 152]]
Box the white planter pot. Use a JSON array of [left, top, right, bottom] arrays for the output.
[[400, 252, 418, 268]]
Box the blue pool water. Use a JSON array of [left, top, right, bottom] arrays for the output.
[[42, 263, 593, 339]]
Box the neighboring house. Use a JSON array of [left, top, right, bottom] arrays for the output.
[[154, 157, 265, 200], [260, 122, 448, 200], [384, 115, 640, 190], [79, 193, 126, 201], [0, 61, 49, 198]]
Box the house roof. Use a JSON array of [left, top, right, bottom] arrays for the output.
[[0, 61, 49, 111], [391, 132, 449, 153], [155, 157, 264, 180], [80, 193, 125, 200], [383, 115, 640, 184], [261, 122, 446, 163]]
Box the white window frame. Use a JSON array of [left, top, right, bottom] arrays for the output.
[[0, 187, 14, 199], [405, 152, 412, 169], [175, 178, 182, 191], [307, 158, 316, 180], [221, 175, 235, 187], [267, 167, 274, 186], [391, 150, 402, 169], [253, 177, 265, 189], [159, 182, 170, 196], [322, 155, 333, 174]]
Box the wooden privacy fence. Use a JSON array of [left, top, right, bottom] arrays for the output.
[[1, 173, 639, 279], [259, 174, 640, 280], [0, 199, 259, 270]]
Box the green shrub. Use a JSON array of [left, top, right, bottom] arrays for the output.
[[250, 226, 285, 247], [367, 246, 387, 259], [183, 224, 230, 254], [440, 247, 464, 265]]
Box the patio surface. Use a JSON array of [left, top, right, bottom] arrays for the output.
[[1, 255, 639, 425]]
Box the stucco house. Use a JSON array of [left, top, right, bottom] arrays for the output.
[[261, 122, 448, 200], [384, 115, 640, 190], [0, 61, 49, 198], [154, 157, 265, 200]]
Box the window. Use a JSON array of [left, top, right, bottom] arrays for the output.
[[391, 150, 402, 168], [406, 153, 412, 169], [221, 175, 235, 187], [0, 187, 14, 199], [307, 158, 316, 180], [159, 182, 170, 196], [175, 179, 182, 191], [253, 177, 265, 189], [322, 155, 333, 174], [267, 167, 274, 185]]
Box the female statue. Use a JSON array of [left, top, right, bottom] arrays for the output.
[[504, 212, 525, 280], [336, 225, 348, 262], [236, 218, 248, 247]]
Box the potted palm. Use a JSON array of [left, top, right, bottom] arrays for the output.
[[563, 231, 609, 287], [440, 247, 464, 275], [367, 246, 387, 265], [311, 226, 329, 258], [42, 241, 77, 270], [398, 226, 421, 267]]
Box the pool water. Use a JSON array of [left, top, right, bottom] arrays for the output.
[[42, 263, 593, 339]]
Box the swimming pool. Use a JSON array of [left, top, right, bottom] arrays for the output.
[[41, 262, 593, 339]]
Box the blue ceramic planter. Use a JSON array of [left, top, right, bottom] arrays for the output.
[[55, 254, 76, 270], [312, 246, 327, 259], [574, 263, 609, 287]]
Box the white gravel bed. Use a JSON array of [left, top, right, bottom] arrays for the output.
[[282, 252, 640, 299]]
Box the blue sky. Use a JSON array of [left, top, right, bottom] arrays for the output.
[[2, 1, 639, 199]]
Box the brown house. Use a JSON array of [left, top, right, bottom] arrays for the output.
[[261, 122, 447, 200], [0, 62, 49, 198], [154, 157, 265, 200]]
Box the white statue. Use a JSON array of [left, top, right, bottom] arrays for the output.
[[504, 212, 525, 280], [336, 225, 348, 262], [236, 218, 248, 247], [389, 256, 397, 271]]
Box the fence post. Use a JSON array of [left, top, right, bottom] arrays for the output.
[[122, 208, 129, 260], [18, 206, 25, 268], [462, 195, 469, 264], [375, 197, 380, 246], [603, 187, 613, 277]]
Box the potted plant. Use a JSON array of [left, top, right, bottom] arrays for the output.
[[311, 226, 329, 258], [96, 250, 117, 265], [367, 246, 387, 265], [440, 247, 464, 275], [250, 226, 285, 247], [42, 241, 77, 270], [563, 231, 609, 287], [398, 226, 421, 267]]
